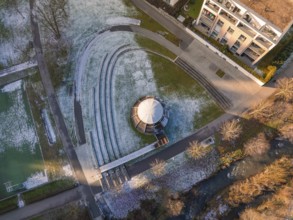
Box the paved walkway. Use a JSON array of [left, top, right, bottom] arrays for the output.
[[100, 143, 156, 173], [29, 0, 102, 218], [0, 188, 80, 220], [127, 113, 234, 177], [0, 61, 37, 78]]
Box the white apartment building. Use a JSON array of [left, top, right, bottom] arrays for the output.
[[196, 0, 293, 65]]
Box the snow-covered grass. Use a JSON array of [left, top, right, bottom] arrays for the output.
[[23, 171, 48, 190], [1, 80, 22, 92], [56, 0, 222, 170], [103, 149, 219, 218], [0, 0, 32, 68], [0, 80, 45, 198], [0, 81, 38, 152]]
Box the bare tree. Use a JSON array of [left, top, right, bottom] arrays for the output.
[[220, 119, 242, 142], [150, 159, 166, 177], [275, 77, 293, 102], [165, 198, 184, 216], [186, 141, 211, 159], [244, 133, 270, 157], [239, 209, 266, 220], [35, 0, 68, 39], [248, 101, 274, 119], [279, 124, 293, 143]]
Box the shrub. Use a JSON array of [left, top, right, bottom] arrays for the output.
[[220, 119, 242, 142], [244, 133, 270, 157], [279, 124, 293, 143], [165, 198, 184, 216], [22, 178, 75, 204], [0, 196, 18, 215], [227, 157, 292, 207], [186, 141, 212, 159], [150, 159, 167, 177], [220, 149, 244, 168], [240, 179, 293, 220]]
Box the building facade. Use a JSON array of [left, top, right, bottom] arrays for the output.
[[196, 0, 293, 65]]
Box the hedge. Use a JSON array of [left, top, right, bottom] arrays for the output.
[[0, 196, 18, 215], [22, 179, 76, 205]]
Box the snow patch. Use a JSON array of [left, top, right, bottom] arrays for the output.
[[23, 171, 48, 189], [106, 17, 141, 26], [1, 80, 22, 93], [62, 164, 73, 177], [0, 86, 38, 153]]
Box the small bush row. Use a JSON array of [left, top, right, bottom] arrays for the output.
[[22, 178, 76, 205]]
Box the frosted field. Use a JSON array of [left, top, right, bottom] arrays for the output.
[[61, 0, 221, 158], [0, 0, 32, 68], [0, 81, 45, 198], [103, 149, 219, 218]]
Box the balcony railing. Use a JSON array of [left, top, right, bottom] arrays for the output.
[[219, 11, 237, 25], [205, 1, 220, 12], [248, 43, 265, 55], [243, 48, 259, 60], [200, 16, 214, 28], [237, 23, 256, 37], [255, 37, 273, 49]]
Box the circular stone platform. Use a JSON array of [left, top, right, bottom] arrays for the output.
[[131, 96, 169, 134]]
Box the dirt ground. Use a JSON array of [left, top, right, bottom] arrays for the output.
[[239, 0, 293, 30]]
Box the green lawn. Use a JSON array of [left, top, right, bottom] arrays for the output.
[[0, 83, 44, 199], [187, 0, 204, 18], [150, 55, 205, 98], [123, 0, 180, 45], [149, 54, 223, 129], [135, 35, 177, 60]]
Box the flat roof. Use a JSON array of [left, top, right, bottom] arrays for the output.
[[238, 0, 293, 30]]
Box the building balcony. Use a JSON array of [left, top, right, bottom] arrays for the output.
[[248, 43, 265, 55], [200, 16, 214, 28], [243, 48, 260, 60], [255, 36, 273, 49], [260, 29, 278, 42], [219, 11, 237, 25], [205, 1, 220, 13], [237, 23, 256, 37]]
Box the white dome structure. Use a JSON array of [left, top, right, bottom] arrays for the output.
[[131, 96, 169, 134], [137, 98, 164, 124]]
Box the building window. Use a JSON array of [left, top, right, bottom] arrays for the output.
[[217, 20, 224, 27], [238, 35, 246, 42], [211, 31, 218, 39], [220, 38, 228, 44], [203, 9, 216, 21], [231, 40, 241, 53], [227, 27, 234, 33]]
